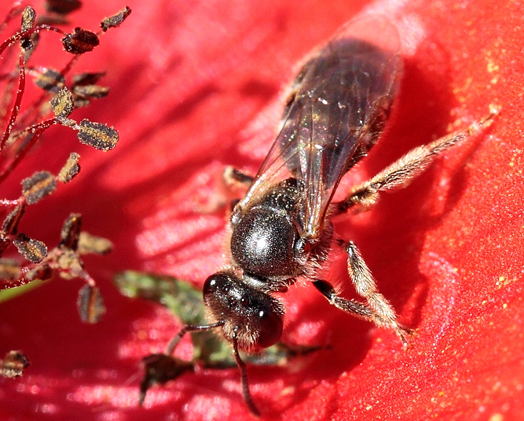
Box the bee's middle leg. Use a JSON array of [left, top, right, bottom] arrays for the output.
[[197, 166, 254, 213], [313, 241, 412, 345]]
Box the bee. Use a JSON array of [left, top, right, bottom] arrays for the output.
[[146, 15, 497, 415]]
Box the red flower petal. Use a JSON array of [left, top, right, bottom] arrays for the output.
[[1, 0, 523, 419]]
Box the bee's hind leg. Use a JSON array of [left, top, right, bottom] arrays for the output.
[[335, 108, 498, 215]]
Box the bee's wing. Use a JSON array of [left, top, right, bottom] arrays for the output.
[[240, 16, 402, 239]]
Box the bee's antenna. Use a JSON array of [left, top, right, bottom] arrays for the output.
[[233, 339, 261, 417], [166, 321, 224, 355]]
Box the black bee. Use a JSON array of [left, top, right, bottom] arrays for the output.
[[145, 15, 496, 415]]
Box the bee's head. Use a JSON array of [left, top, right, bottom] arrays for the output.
[[203, 271, 284, 351]]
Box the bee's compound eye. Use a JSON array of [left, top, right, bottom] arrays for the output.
[[203, 273, 230, 300], [256, 308, 283, 348]]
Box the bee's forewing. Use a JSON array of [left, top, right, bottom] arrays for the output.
[[240, 16, 402, 239]]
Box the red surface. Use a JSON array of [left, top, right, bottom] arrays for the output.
[[1, 0, 523, 420]]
